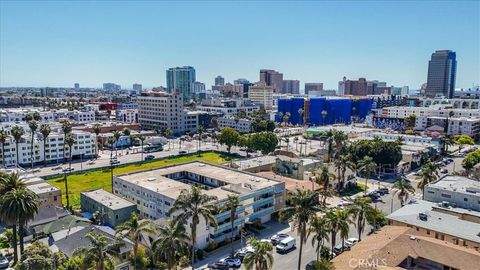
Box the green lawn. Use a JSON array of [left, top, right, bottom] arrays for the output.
[[47, 151, 235, 208]]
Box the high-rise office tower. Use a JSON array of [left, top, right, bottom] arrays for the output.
[[74, 83, 80, 90], [338, 77, 347, 96], [133, 83, 142, 93], [215, 76, 225, 86], [234, 79, 251, 98], [166, 66, 196, 101], [282, 80, 300, 94], [425, 50, 457, 98], [259, 69, 283, 93], [103, 83, 121, 91], [305, 83, 323, 94], [343, 78, 368, 96]]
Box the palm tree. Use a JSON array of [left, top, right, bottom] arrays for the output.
[[393, 177, 415, 206], [63, 134, 76, 209], [115, 212, 157, 270], [163, 128, 172, 150], [332, 130, 348, 159], [168, 186, 218, 270], [441, 134, 455, 155], [0, 188, 38, 262], [337, 209, 353, 251], [298, 108, 304, 125], [280, 189, 321, 270], [152, 219, 190, 270], [224, 194, 241, 256], [196, 126, 204, 153], [242, 238, 274, 270], [0, 129, 7, 167], [324, 209, 342, 256], [11, 126, 25, 167], [418, 160, 440, 199], [314, 165, 335, 206], [334, 154, 353, 192], [107, 137, 116, 161], [321, 110, 327, 126], [308, 216, 329, 261], [138, 135, 146, 161], [309, 259, 335, 270], [73, 232, 123, 270], [113, 131, 121, 157], [358, 156, 377, 195], [39, 123, 51, 166], [28, 120, 39, 168], [32, 111, 41, 121], [348, 197, 375, 241], [93, 124, 102, 156], [0, 172, 28, 263], [122, 128, 131, 137], [61, 120, 72, 162]]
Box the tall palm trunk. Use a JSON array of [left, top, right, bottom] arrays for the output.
[[357, 214, 364, 241], [297, 229, 305, 270], [30, 133, 34, 169], [15, 142, 19, 168], [43, 140, 47, 166], [11, 225, 18, 263], [133, 238, 139, 270], [19, 223, 25, 253], [1, 143, 5, 167], [191, 223, 197, 270], [141, 141, 144, 162], [330, 230, 336, 258]]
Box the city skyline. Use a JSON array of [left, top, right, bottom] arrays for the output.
[[0, 1, 479, 89]]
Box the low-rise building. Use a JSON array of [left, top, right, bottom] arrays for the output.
[[217, 116, 253, 133], [274, 155, 321, 180], [113, 161, 285, 249], [248, 83, 274, 109], [116, 109, 138, 123], [331, 225, 480, 270], [196, 98, 260, 116], [27, 182, 62, 208], [80, 189, 137, 227], [387, 200, 480, 250], [424, 175, 480, 211]]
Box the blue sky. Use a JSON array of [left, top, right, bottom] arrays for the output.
[[0, 1, 479, 89]]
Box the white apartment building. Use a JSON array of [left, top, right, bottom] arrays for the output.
[[414, 116, 480, 138], [378, 106, 480, 119], [424, 175, 480, 211], [136, 92, 184, 134], [83, 104, 100, 112], [0, 108, 95, 123], [113, 162, 285, 249], [0, 123, 97, 167], [218, 117, 253, 133], [116, 109, 138, 123], [196, 98, 260, 116], [248, 83, 274, 109]]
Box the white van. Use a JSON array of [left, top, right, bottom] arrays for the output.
[[276, 236, 296, 254]]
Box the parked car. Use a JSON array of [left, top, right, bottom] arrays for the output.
[[0, 256, 9, 269], [306, 260, 316, 270], [221, 257, 241, 268], [179, 150, 187, 154], [377, 188, 389, 195], [333, 243, 349, 255], [51, 166, 62, 170], [62, 167, 74, 173], [441, 168, 448, 174], [110, 159, 120, 165], [345, 237, 359, 247], [270, 233, 290, 245], [207, 262, 229, 270], [145, 155, 155, 161], [276, 236, 296, 254]]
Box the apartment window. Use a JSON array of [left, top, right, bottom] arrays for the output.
[[441, 193, 451, 198]]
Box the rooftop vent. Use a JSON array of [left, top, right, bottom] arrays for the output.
[[410, 236, 416, 240], [147, 177, 156, 181], [419, 213, 428, 221]]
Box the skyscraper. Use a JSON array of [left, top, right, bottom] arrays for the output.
[[166, 66, 196, 101], [74, 83, 80, 90], [425, 50, 457, 98], [260, 69, 283, 93], [282, 80, 300, 94], [343, 78, 368, 96], [133, 83, 142, 93], [215, 76, 225, 86], [305, 83, 323, 94]]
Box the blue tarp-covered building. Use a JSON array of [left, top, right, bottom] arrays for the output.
[[352, 98, 373, 120], [309, 98, 352, 125], [277, 97, 305, 125]]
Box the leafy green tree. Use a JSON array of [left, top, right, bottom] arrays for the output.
[[40, 123, 51, 166], [462, 149, 480, 176], [16, 241, 67, 270], [58, 256, 85, 270], [308, 216, 329, 261], [73, 232, 123, 270], [11, 125, 25, 167], [115, 212, 157, 270], [366, 208, 387, 229], [309, 259, 336, 270], [281, 189, 321, 270], [393, 177, 415, 206], [242, 238, 274, 270], [250, 132, 278, 155], [237, 135, 253, 157], [404, 114, 416, 129], [168, 186, 218, 270], [454, 135, 475, 153], [32, 111, 42, 121], [218, 127, 240, 153], [153, 219, 190, 270]]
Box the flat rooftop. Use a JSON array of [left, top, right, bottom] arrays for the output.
[[116, 162, 282, 201], [234, 156, 277, 170], [27, 182, 60, 195], [428, 175, 480, 197], [81, 189, 135, 210], [387, 200, 480, 244]]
